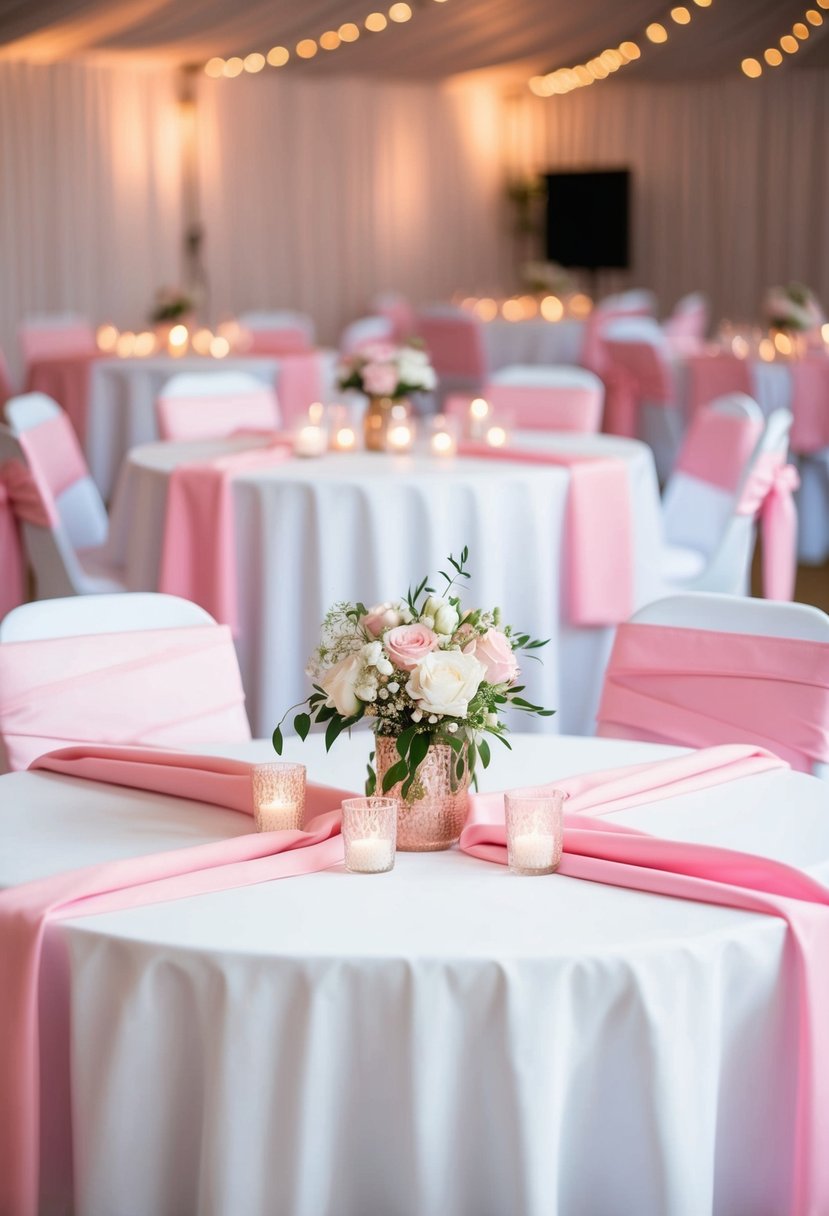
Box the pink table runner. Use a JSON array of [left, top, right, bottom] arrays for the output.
[[4, 743, 828, 1214], [458, 441, 634, 626]]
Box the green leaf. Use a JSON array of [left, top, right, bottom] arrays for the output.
[[315, 704, 336, 723], [409, 731, 430, 774], [365, 764, 376, 796], [294, 713, 311, 741], [272, 726, 283, 754], [478, 738, 491, 769], [325, 716, 346, 752], [382, 758, 409, 792], [395, 726, 417, 759], [455, 753, 466, 781]]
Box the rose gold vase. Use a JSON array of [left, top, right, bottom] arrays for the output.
[[375, 734, 469, 851], [363, 396, 411, 452]]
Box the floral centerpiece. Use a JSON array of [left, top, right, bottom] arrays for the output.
[[273, 548, 553, 850], [149, 287, 196, 326], [763, 283, 824, 334], [520, 260, 573, 297], [337, 340, 437, 451]]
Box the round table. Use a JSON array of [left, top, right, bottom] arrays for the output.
[[482, 316, 585, 371], [4, 734, 827, 1216], [106, 433, 665, 737]]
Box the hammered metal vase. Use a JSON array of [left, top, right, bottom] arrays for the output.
[[363, 395, 411, 452], [375, 734, 470, 851]]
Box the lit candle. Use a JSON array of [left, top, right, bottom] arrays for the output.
[[96, 323, 119, 352], [731, 335, 749, 359], [485, 424, 508, 448], [168, 323, 189, 356], [332, 425, 357, 451], [511, 832, 557, 872], [346, 836, 395, 873], [758, 338, 776, 362], [294, 425, 327, 457], [256, 799, 300, 832], [387, 423, 413, 451], [468, 397, 490, 439], [430, 429, 456, 456], [308, 401, 325, 425]]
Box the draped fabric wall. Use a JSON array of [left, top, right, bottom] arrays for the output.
[[0, 60, 183, 384], [503, 70, 829, 323]]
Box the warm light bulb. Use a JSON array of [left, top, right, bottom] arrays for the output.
[[244, 52, 265, 72], [646, 23, 668, 42], [205, 58, 225, 78], [339, 22, 360, 40], [134, 331, 155, 357], [764, 47, 783, 66], [296, 39, 318, 58], [529, 76, 551, 96], [389, 2, 413, 21], [619, 41, 641, 60], [693, 0, 712, 6], [569, 293, 593, 318], [96, 323, 119, 352], [818, 0, 829, 10], [116, 331, 135, 358], [320, 30, 341, 49], [793, 22, 810, 37], [365, 11, 387, 30], [574, 65, 593, 84], [671, 6, 691, 23], [267, 46, 290, 66], [806, 8, 824, 23], [223, 57, 244, 77], [758, 338, 776, 361], [741, 57, 762, 78], [780, 34, 799, 53], [600, 49, 622, 71], [169, 324, 188, 347], [774, 332, 793, 356], [540, 295, 564, 321], [473, 298, 497, 321], [502, 299, 524, 321]]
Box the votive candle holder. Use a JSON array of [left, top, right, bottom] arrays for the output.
[[342, 796, 398, 873], [505, 788, 567, 875], [252, 762, 306, 832]]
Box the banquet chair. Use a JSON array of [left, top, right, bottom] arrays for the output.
[[155, 372, 281, 442], [663, 292, 708, 355], [789, 358, 829, 564], [416, 306, 488, 402], [596, 592, 829, 779], [370, 291, 415, 341], [339, 315, 395, 355], [602, 317, 681, 481], [686, 351, 753, 417], [580, 291, 656, 379], [18, 314, 97, 364], [660, 403, 793, 596], [238, 310, 314, 354], [483, 365, 604, 432], [1, 394, 123, 599], [0, 593, 251, 772]]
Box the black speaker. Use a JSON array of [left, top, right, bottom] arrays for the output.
[[545, 169, 630, 270]]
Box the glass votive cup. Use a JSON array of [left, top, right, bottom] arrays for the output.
[[251, 762, 306, 832], [342, 796, 398, 873], [483, 412, 513, 450], [505, 788, 567, 876], [427, 414, 460, 457]]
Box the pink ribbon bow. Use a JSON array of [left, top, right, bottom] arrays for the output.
[[737, 452, 800, 600]]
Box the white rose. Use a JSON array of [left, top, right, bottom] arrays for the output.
[[423, 596, 459, 636], [319, 653, 363, 717], [405, 651, 486, 718]]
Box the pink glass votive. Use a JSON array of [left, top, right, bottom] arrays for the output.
[[251, 762, 306, 832], [505, 788, 567, 875], [342, 796, 398, 873]]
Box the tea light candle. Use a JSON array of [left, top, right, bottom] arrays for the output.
[[388, 423, 413, 451], [332, 425, 357, 452], [256, 799, 300, 832], [346, 836, 395, 873], [485, 424, 508, 448], [294, 425, 326, 457], [168, 323, 189, 356], [430, 428, 456, 457], [511, 832, 557, 872]]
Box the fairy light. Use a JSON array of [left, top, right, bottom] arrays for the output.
[[742, 2, 826, 77], [205, 1, 448, 74]]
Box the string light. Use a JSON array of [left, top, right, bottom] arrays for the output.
[[205, 0, 448, 75], [528, 3, 708, 98], [741, 2, 826, 77]]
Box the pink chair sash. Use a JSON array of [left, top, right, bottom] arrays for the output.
[[272, 352, 324, 427], [6, 742, 829, 1216], [0, 461, 56, 618], [602, 342, 675, 439], [17, 413, 90, 510], [24, 354, 97, 444], [789, 357, 829, 456], [673, 408, 764, 491], [244, 327, 311, 355], [156, 388, 280, 442], [597, 622, 829, 771], [416, 315, 487, 379], [158, 442, 293, 631], [481, 382, 602, 433], [686, 352, 752, 417], [663, 302, 707, 356], [459, 442, 633, 625], [737, 452, 800, 600], [19, 324, 96, 364], [0, 625, 251, 772]]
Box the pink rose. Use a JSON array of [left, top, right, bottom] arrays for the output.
[[361, 602, 404, 636], [464, 629, 518, 686], [384, 623, 439, 671], [362, 361, 398, 396]]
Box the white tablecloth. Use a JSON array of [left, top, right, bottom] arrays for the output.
[[87, 352, 338, 500], [483, 318, 585, 371], [4, 734, 827, 1216], [107, 433, 665, 737]]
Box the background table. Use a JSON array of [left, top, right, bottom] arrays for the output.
[[4, 734, 827, 1216], [106, 433, 665, 738], [482, 317, 585, 371]]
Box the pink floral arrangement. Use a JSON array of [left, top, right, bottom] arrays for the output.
[[763, 283, 824, 333], [337, 340, 437, 399], [273, 549, 553, 796]]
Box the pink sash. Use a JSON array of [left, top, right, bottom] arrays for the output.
[[674, 408, 764, 491], [158, 442, 293, 631], [737, 451, 800, 600], [789, 357, 829, 455], [3, 742, 824, 1216], [460, 745, 828, 1216], [245, 328, 311, 355], [156, 387, 280, 442], [481, 382, 602, 433], [0, 625, 251, 771], [602, 342, 674, 438], [0, 461, 56, 617], [24, 355, 97, 444], [459, 442, 634, 625], [17, 412, 90, 510], [272, 352, 323, 426], [597, 622, 829, 771], [417, 314, 487, 379], [686, 352, 752, 416]]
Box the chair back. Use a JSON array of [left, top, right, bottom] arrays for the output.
[[340, 315, 395, 355], [686, 352, 753, 417], [597, 592, 829, 778], [662, 394, 765, 557], [416, 307, 488, 386], [603, 318, 674, 403], [19, 315, 97, 364], [663, 292, 708, 355], [0, 594, 251, 772], [238, 311, 314, 354], [483, 365, 604, 432], [4, 393, 108, 550], [580, 291, 655, 375], [371, 292, 415, 341], [155, 372, 281, 442], [789, 357, 829, 455]]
